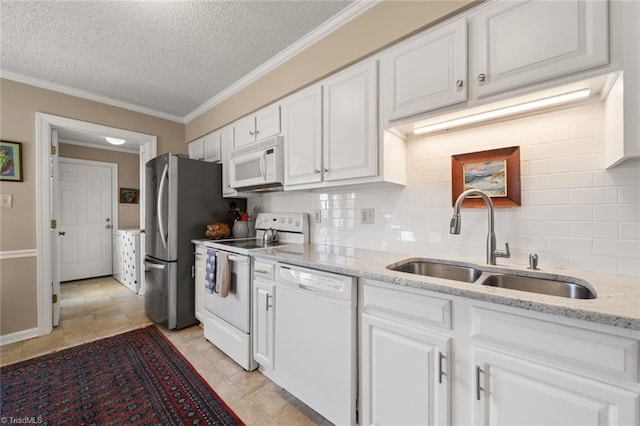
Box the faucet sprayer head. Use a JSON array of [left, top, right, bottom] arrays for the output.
[[449, 214, 461, 234]]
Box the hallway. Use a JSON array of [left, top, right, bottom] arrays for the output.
[[1, 276, 150, 365]]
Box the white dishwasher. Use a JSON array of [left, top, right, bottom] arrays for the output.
[[275, 263, 357, 426]]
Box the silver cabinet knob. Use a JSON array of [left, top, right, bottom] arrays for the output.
[[323, 168, 329, 173], [477, 73, 486, 82], [255, 130, 260, 135], [105, 224, 112, 229], [313, 169, 320, 174], [456, 79, 464, 88], [249, 131, 254, 136]]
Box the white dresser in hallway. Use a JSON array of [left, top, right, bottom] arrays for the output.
[[114, 229, 142, 294]]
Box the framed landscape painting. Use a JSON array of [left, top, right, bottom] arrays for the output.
[[451, 146, 521, 208], [0, 140, 23, 182]]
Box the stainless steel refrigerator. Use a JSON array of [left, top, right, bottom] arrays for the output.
[[144, 153, 245, 329]]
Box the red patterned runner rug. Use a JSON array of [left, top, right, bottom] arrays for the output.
[[1, 325, 244, 425]]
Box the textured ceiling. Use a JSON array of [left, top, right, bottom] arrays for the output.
[[1, 0, 355, 121]]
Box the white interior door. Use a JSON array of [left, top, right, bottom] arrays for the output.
[[50, 129, 61, 326], [58, 160, 113, 281]]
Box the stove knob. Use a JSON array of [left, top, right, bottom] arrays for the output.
[[288, 217, 293, 224], [295, 220, 300, 226], [280, 218, 285, 223]]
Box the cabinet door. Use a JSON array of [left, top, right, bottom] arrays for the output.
[[323, 60, 378, 182], [113, 231, 123, 283], [253, 280, 275, 369], [282, 85, 323, 186], [255, 104, 281, 141], [361, 313, 450, 426], [194, 245, 206, 323], [473, 347, 639, 426], [472, 0, 609, 98], [220, 126, 238, 197], [203, 131, 221, 163], [188, 138, 204, 160], [234, 115, 257, 149], [383, 17, 467, 123]]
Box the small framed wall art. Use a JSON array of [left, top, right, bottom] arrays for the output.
[[0, 140, 24, 182], [119, 188, 139, 204], [451, 146, 521, 208]]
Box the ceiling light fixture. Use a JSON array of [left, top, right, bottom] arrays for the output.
[[413, 89, 591, 136], [105, 136, 126, 145]]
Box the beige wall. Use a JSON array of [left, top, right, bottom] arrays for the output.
[[186, 0, 478, 141], [59, 143, 141, 229], [0, 78, 185, 337]]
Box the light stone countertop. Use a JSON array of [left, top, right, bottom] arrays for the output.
[[252, 243, 640, 331]]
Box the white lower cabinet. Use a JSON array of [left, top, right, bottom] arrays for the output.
[[194, 244, 206, 323], [252, 279, 275, 369], [361, 312, 450, 426], [361, 279, 640, 426], [473, 347, 639, 426]]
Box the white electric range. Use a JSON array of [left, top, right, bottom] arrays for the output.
[[201, 212, 309, 371]]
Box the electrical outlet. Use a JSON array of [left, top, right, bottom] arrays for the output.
[[0, 193, 13, 208], [361, 208, 374, 224], [314, 210, 322, 224]]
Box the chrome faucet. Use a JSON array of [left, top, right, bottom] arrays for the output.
[[450, 189, 510, 265]]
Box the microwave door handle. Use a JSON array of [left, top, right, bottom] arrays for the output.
[[260, 151, 267, 178], [157, 163, 169, 250]]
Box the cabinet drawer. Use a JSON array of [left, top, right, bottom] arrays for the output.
[[254, 260, 275, 281], [472, 307, 639, 382], [362, 280, 452, 330]]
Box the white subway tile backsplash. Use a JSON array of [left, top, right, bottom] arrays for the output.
[[252, 101, 640, 277], [570, 187, 618, 205]]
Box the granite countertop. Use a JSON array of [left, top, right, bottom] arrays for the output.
[[252, 243, 640, 331]]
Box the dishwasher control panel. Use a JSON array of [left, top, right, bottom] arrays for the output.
[[277, 264, 356, 302]]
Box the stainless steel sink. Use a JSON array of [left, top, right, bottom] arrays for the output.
[[483, 274, 596, 299], [388, 260, 482, 283]]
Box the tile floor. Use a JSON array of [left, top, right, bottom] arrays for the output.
[[0, 276, 329, 425]]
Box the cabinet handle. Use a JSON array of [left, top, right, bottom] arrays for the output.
[[191, 265, 195, 279], [438, 352, 446, 384], [249, 131, 255, 136], [58, 231, 66, 236], [266, 294, 273, 311], [313, 169, 320, 174], [255, 130, 260, 135], [323, 168, 329, 173], [456, 79, 464, 88], [477, 73, 486, 82], [476, 365, 483, 401]]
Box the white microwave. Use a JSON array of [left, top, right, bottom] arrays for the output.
[[230, 136, 284, 191]]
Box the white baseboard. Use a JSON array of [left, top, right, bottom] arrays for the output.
[[0, 327, 39, 346]]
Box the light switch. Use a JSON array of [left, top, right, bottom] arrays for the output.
[[0, 193, 13, 208], [119, 205, 129, 213]]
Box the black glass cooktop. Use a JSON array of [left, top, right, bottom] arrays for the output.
[[213, 239, 285, 250]]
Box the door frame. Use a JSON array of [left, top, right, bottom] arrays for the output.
[[36, 112, 157, 336], [58, 157, 119, 281]]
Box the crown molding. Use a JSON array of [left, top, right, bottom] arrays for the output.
[[0, 70, 185, 123], [1, 1, 379, 125], [183, 0, 379, 123]]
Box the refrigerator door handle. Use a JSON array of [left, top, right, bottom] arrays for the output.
[[144, 260, 166, 270], [157, 163, 169, 250]]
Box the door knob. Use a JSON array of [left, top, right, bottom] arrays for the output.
[[58, 231, 66, 236]]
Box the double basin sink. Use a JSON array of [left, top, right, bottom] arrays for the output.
[[388, 259, 596, 299]]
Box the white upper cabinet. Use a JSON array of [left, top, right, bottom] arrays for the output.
[[282, 85, 323, 187], [382, 17, 467, 124], [188, 131, 221, 162], [322, 59, 378, 182], [187, 137, 204, 160], [471, 0, 609, 98], [233, 104, 281, 150], [203, 131, 221, 162]]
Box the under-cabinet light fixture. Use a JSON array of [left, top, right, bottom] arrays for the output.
[[105, 136, 126, 145], [413, 89, 591, 136]]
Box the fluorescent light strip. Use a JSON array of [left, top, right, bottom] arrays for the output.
[[413, 89, 591, 135], [105, 136, 126, 145]]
